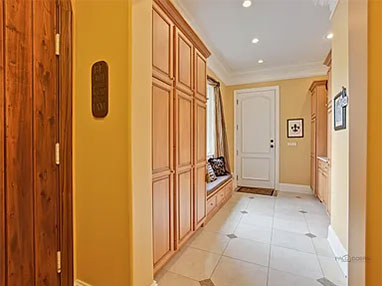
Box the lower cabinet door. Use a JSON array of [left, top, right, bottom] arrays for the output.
[[194, 164, 207, 229], [153, 174, 174, 269], [175, 169, 194, 249]]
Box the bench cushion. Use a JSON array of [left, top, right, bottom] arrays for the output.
[[207, 174, 232, 195]]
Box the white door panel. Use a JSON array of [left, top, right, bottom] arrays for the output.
[[237, 89, 276, 189]]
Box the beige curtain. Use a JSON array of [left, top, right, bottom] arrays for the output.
[[207, 77, 231, 172]]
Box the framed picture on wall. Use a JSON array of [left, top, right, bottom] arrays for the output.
[[334, 88, 347, 131], [287, 118, 304, 138]]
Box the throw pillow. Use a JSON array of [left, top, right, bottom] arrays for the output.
[[206, 163, 217, 182], [208, 157, 227, 176]]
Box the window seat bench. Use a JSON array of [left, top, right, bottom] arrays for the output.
[[206, 174, 233, 221]]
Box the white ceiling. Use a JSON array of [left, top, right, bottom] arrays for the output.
[[173, 0, 334, 85]]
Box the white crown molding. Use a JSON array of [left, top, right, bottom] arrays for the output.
[[173, 0, 328, 86], [211, 61, 327, 86], [75, 280, 93, 286]]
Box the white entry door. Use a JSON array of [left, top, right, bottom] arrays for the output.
[[236, 87, 277, 189]]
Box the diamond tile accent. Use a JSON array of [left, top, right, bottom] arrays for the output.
[[299, 210, 308, 214], [226, 234, 238, 239], [317, 277, 338, 286], [249, 197, 254, 200], [296, 196, 302, 199], [200, 279, 215, 286], [240, 210, 248, 214], [305, 233, 317, 238]]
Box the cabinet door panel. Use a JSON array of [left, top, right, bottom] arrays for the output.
[[195, 50, 207, 101], [176, 169, 193, 247], [176, 90, 193, 168], [175, 29, 193, 94], [153, 175, 174, 267], [152, 79, 173, 173], [195, 100, 206, 164], [194, 165, 206, 228], [153, 3, 173, 85]]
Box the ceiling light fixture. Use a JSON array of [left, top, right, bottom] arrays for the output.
[[326, 33, 334, 39], [242, 0, 252, 8], [252, 38, 259, 44], [258, 59, 264, 64]]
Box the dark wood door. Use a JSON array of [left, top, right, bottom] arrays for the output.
[[0, 1, 73, 285]]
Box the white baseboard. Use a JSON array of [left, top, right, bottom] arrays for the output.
[[327, 225, 348, 277], [278, 183, 312, 194], [75, 280, 93, 286]]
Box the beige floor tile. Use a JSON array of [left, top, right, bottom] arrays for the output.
[[272, 229, 315, 254], [211, 256, 267, 286], [240, 213, 273, 228], [189, 230, 230, 254], [224, 237, 270, 266], [318, 256, 347, 286], [312, 237, 335, 257], [268, 268, 322, 286], [203, 216, 238, 234], [156, 271, 200, 286], [167, 247, 221, 281], [270, 246, 323, 280], [234, 223, 272, 244], [273, 218, 309, 234]]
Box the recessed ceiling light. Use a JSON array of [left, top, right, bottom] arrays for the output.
[[326, 33, 334, 39], [258, 59, 264, 64], [252, 38, 259, 44], [242, 0, 252, 8]]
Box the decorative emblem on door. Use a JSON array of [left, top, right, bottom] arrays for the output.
[[92, 61, 109, 118]]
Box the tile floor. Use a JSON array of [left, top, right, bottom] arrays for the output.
[[155, 191, 348, 286]]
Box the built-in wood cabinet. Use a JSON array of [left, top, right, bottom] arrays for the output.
[[152, 0, 210, 273], [310, 79, 329, 212]]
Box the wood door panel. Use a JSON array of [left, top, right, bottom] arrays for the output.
[[152, 79, 173, 173], [194, 165, 206, 228], [153, 3, 173, 84], [0, 1, 5, 285], [4, 1, 35, 284], [176, 90, 193, 168], [195, 50, 207, 101], [176, 169, 193, 245], [195, 100, 206, 164], [175, 29, 193, 94], [153, 175, 174, 266], [33, 1, 59, 284]]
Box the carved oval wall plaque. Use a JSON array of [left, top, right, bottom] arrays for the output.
[[92, 61, 109, 118]]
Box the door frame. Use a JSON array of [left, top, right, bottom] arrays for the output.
[[234, 86, 280, 190]]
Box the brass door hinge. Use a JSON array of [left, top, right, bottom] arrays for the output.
[[57, 251, 62, 274]]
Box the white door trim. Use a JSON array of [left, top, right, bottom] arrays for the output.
[[234, 86, 280, 190]]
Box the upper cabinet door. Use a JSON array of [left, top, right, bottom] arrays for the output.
[[153, 3, 173, 85], [175, 28, 194, 95], [195, 49, 207, 101]]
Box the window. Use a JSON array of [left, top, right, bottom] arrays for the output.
[[207, 84, 216, 157]]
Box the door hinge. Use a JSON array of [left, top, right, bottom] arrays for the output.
[[236, 99, 239, 105], [55, 143, 60, 165], [236, 150, 239, 156], [236, 175, 239, 180], [236, 125, 239, 131], [57, 251, 62, 274], [55, 33, 60, 55]]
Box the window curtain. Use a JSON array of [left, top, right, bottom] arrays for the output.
[[207, 76, 231, 173]]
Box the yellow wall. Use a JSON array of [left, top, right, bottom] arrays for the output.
[[219, 76, 327, 186], [330, 0, 349, 250], [73, 0, 132, 285], [366, 0, 382, 284]]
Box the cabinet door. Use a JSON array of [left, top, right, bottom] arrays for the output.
[[152, 78, 174, 270], [194, 49, 207, 101], [152, 175, 174, 269], [194, 100, 207, 229], [175, 28, 193, 95], [310, 119, 316, 193], [311, 89, 317, 119], [175, 89, 194, 248], [152, 3, 173, 85]]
